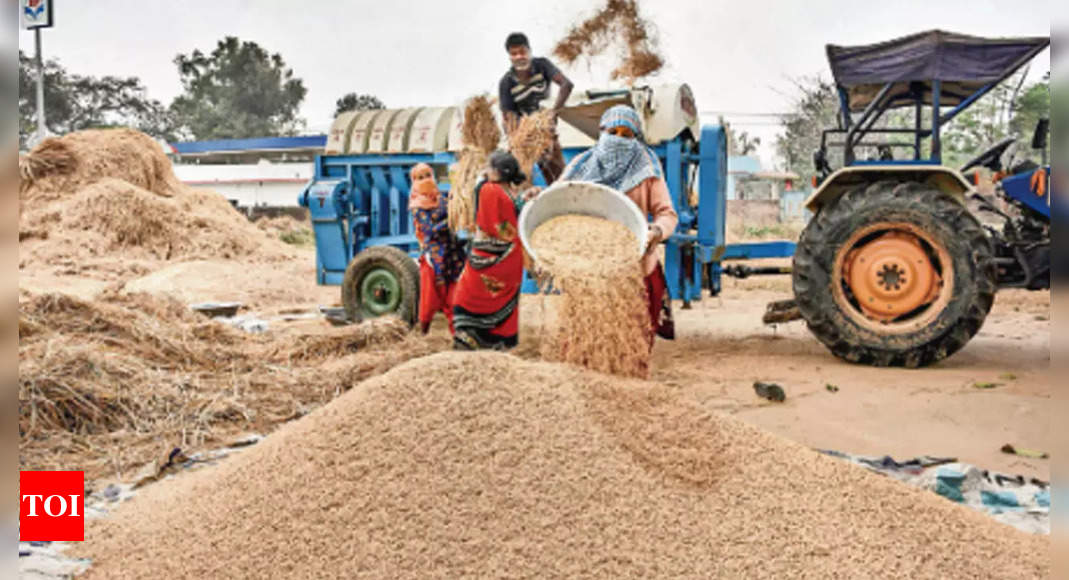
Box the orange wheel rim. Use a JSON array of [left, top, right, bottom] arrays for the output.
[[832, 223, 953, 334], [843, 231, 940, 321]]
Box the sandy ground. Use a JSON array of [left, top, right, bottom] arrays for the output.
[[518, 267, 1052, 480], [21, 247, 1050, 480], [650, 285, 1050, 479]]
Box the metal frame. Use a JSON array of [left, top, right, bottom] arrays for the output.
[[299, 127, 796, 302], [818, 58, 1037, 177]]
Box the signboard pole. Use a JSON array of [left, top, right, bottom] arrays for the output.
[[35, 26, 46, 143]]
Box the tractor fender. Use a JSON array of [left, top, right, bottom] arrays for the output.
[[805, 165, 974, 212]]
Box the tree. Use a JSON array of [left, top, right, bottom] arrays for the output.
[[732, 131, 761, 156], [1009, 76, 1049, 142], [773, 76, 840, 183], [941, 72, 1049, 168], [774, 73, 1051, 177], [169, 37, 307, 140], [18, 50, 177, 148], [720, 116, 761, 156], [334, 93, 385, 116]]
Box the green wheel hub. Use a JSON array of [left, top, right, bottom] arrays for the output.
[[359, 267, 402, 315]]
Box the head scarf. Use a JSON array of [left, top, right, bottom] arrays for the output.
[[560, 105, 663, 194], [408, 163, 440, 211]]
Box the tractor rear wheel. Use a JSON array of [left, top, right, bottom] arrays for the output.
[[341, 246, 420, 326], [792, 180, 996, 367]]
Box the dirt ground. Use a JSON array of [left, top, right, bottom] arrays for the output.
[[518, 265, 1052, 480], [20, 246, 1051, 481]]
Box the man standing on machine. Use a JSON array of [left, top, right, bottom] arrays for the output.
[[498, 32, 573, 184]]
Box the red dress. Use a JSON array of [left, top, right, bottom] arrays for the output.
[[451, 181, 524, 350]]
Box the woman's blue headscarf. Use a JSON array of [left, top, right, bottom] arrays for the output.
[[560, 104, 663, 193]]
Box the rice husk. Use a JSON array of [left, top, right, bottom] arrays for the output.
[[552, 0, 665, 83], [75, 352, 1049, 579], [531, 215, 651, 378]]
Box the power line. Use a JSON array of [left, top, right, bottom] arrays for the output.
[[700, 110, 793, 118], [707, 120, 786, 126]]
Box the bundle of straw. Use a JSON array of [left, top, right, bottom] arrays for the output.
[[448, 148, 488, 232], [552, 0, 665, 84], [460, 95, 501, 153], [449, 96, 502, 232], [19, 138, 78, 191], [508, 110, 556, 188]]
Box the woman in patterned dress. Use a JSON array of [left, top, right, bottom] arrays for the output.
[[409, 163, 465, 335]]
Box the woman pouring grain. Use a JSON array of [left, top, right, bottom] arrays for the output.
[[452, 151, 537, 350], [557, 104, 678, 344]]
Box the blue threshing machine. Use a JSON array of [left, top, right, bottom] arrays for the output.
[[299, 84, 794, 322]]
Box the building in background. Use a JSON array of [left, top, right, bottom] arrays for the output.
[[727, 155, 810, 223], [167, 135, 325, 210]]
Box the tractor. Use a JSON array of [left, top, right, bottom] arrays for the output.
[[790, 30, 1051, 367]]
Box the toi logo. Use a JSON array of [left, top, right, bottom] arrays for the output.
[[20, 471, 85, 542]]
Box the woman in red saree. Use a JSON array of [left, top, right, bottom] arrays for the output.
[[452, 151, 530, 350]]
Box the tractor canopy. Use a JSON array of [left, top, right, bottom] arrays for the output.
[[827, 30, 1049, 112]]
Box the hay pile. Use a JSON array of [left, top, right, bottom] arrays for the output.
[[76, 352, 1049, 579], [18, 129, 294, 279], [256, 214, 314, 246], [531, 215, 651, 378], [18, 290, 430, 480], [508, 110, 556, 188], [255, 214, 308, 236], [449, 96, 501, 232], [553, 0, 665, 83]]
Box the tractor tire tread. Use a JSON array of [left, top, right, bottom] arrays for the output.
[[792, 180, 996, 368]]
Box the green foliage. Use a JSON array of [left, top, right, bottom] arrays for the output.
[[279, 228, 314, 246], [741, 223, 803, 240], [169, 37, 307, 140], [775, 72, 1051, 174], [334, 93, 385, 116], [721, 116, 761, 155], [773, 76, 840, 183], [18, 50, 175, 148]]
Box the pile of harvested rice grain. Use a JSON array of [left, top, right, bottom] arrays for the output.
[[75, 352, 1049, 579], [531, 215, 651, 378]]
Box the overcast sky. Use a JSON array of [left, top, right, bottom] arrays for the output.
[[16, 0, 1054, 165]]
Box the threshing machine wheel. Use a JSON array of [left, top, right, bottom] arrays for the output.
[[792, 180, 996, 367], [341, 246, 420, 326]]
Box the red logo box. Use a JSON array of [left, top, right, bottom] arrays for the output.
[[20, 471, 84, 542]]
